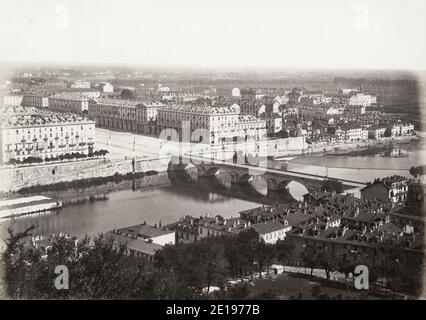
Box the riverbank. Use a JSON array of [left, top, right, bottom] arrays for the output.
[[306, 135, 419, 157], [327, 145, 400, 157], [16, 170, 157, 195], [13, 170, 174, 205], [325, 137, 420, 157], [0, 155, 170, 193]]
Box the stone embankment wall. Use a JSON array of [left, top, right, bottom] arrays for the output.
[[266, 136, 307, 157], [203, 136, 307, 160], [0, 156, 170, 193]]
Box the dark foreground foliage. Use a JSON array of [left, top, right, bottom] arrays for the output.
[[1, 226, 422, 299]]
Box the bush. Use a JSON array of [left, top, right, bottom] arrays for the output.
[[320, 179, 344, 193]]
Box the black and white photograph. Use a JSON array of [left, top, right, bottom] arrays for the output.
[[0, 0, 425, 306]]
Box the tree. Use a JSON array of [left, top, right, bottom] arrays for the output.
[[320, 179, 344, 194], [316, 248, 335, 280], [154, 237, 228, 298], [275, 130, 289, 139], [255, 241, 275, 278], [22, 156, 43, 164], [384, 128, 392, 137], [275, 237, 296, 265], [236, 229, 260, 280], [409, 166, 424, 178], [121, 89, 134, 99], [8, 158, 20, 166], [98, 149, 109, 157], [335, 253, 355, 292], [199, 241, 228, 297], [301, 244, 317, 275], [92, 150, 109, 158], [2, 225, 36, 298], [2, 229, 162, 299], [409, 166, 417, 177]]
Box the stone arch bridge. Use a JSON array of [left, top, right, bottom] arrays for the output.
[[179, 155, 366, 192]]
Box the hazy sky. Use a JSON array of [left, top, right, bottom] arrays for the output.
[[0, 0, 425, 70]]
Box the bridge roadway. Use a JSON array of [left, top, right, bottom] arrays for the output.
[[183, 154, 367, 188]]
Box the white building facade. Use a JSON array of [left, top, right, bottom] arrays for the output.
[[48, 94, 89, 114], [157, 103, 266, 145], [71, 79, 91, 89], [1, 107, 95, 163]]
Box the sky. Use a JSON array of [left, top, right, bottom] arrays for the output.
[[0, 0, 425, 71]]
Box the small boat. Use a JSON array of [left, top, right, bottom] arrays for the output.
[[382, 147, 409, 158], [0, 195, 62, 219]]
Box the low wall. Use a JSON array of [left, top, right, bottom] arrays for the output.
[[0, 156, 170, 193], [204, 136, 307, 161], [266, 136, 307, 157]]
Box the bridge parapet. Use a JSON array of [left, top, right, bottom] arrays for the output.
[[195, 161, 320, 190]]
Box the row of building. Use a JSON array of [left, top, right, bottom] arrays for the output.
[[0, 106, 95, 163], [5, 92, 414, 147], [2, 82, 415, 150]]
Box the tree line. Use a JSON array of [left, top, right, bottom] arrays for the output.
[[7, 150, 109, 166], [1, 226, 422, 299]]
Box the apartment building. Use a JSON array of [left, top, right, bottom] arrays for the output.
[[156, 103, 266, 145], [0, 106, 95, 163]]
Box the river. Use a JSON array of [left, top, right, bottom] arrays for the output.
[[286, 139, 426, 183], [0, 172, 300, 246]]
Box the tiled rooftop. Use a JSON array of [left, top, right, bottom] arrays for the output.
[[93, 98, 144, 107], [0, 106, 94, 128], [160, 103, 240, 115], [106, 232, 163, 256], [115, 223, 174, 239]]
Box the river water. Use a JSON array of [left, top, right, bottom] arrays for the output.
[[0, 177, 263, 242], [286, 139, 426, 183]]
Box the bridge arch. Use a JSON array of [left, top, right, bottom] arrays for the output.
[[286, 181, 309, 201]]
